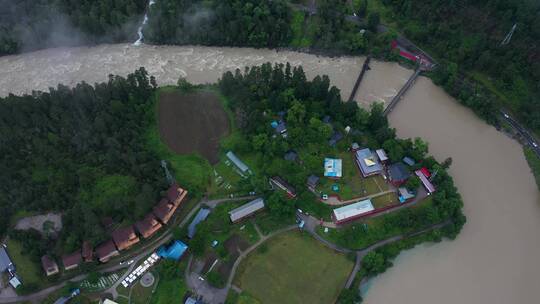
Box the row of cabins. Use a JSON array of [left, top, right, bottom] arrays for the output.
[[42, 183, 188, 276]]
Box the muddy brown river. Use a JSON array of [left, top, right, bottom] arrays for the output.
[[1, 44, 539, 303]]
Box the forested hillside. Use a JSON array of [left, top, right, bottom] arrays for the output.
[[0, 0, 146, 55], [377, 0, 540, 131], [0, 68, 166, 252]]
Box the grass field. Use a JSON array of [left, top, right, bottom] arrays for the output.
[[317, 152, 387, 200], [371, 191, 399, 209], [234, 232, 353, 304], [5, 239, 42, 287]]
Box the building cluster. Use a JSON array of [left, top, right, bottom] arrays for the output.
[[41, 183, 188, 276]]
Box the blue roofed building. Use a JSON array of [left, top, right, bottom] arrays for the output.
[[402, 156, 416, 166], [157, 240, 188, 261], [187, 208, 211, 239], [324, 158, 342, 178]]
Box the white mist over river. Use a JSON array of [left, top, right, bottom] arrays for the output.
[[1, 44, 539, 303]]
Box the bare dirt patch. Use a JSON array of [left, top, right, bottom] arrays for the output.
[[15, 213, 62, 235], [158, 90, 230, 164]]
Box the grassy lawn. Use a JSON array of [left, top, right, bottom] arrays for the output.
[[149, 272, 188, 304], [234, 231, 354, 304], [371, 191, 398, 209], [253, 212, 296, 236], [130, 278, 155, 304], [317, 152, 387, 200], [207, 155, 243, 199], [5, 239, 42, 288]]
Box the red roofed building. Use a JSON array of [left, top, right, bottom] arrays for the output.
[[420, 167, 431, 178], [135, 213, 163, 239], [112, 225, 140, 251], [167, 183, 188, 207], [41, 255, 59, 276], [62, 251, 82, 271], [95, 240, 119, 263], [153, 198, 178, 224], [82, 241, 93, 262]]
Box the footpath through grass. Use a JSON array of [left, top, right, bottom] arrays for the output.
[[234, 231, 353, 304]]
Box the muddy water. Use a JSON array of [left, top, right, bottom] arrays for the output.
[[365, 76, 540, 304], [0, 44, 371, 99], [353, 60, 412, 108], [1, 44, 540, 303]]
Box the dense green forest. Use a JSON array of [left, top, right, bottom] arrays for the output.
[[0, 68, 166, 254], [376, 0, 540, 131], [0, 0, 146, 55]]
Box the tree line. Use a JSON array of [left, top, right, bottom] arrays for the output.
[[379, 0, 540, 132], [0, 68, 167, 255]]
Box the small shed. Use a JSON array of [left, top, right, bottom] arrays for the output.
[[398, 187, 415, 203], [284, 150, 298, 162], [41, 255, 59, 276], [9, 276, 21, 289], [306, 175, 320, 190], [188, 208, 211, 238], [375, 149, 389, 163], [402, 156, 416, 166], [328, 131, 344, 147]]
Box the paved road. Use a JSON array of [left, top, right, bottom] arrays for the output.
[[500, 110, 540, 157]]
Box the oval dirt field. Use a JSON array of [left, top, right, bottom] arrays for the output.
[[158, 90, 230, 164]]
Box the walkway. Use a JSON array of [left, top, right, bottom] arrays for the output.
[[347, 56, 371, 102], [323, 189, 396, 206], [186, 225, 297, 304]]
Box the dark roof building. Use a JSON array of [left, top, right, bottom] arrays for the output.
[[112, 225, 140, 251], [0, 247, 14, 273], [135, 213, 163, 239], [188, 208, 211, 238], [41, 255, 59, 276], [328, 131, 343, 146], [284, 150, 298, 162], [306, 175, 320, 191], [62, 251, 82, 271], [95, 240, 119, 263], [388, 162, 411, 186], [270, 176, 297, 198], [82, 241, 93, 262], [402, 156, 416, 166], [153, 198, 178, 225], [228, 198, 265, 223]]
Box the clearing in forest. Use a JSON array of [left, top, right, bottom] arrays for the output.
[[158, 90, 230, 164], [234, 232, 353, 304]]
